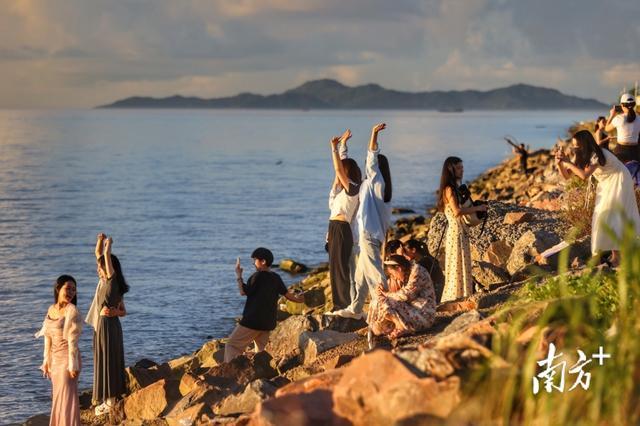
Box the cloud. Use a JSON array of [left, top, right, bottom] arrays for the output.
[[0, 0, 637, 107]]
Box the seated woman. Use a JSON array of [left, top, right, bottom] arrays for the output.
[[368, 255, 437, 339], [402, 239, 445, 304]]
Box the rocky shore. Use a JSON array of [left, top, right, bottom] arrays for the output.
[[23, 132, 604, 425]]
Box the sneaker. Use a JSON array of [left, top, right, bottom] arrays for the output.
[[334, 308, 364, 320], [94, 403, 111, 416]]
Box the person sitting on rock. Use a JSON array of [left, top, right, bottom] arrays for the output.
[[368, 255, 436, 340], [224, 247, 304, 363], [402, 239, 445, 304], [385, 239, 403, 257]]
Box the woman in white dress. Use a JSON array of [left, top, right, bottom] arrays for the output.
[[555, 130, 640, 265]]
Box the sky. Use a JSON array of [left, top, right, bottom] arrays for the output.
[[0, 0, 638, 108]]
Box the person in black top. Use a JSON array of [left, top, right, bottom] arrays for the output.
[[512, 143, 529, 176], [224, 247, 304, 363]]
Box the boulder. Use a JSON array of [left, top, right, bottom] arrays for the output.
[[279, 259, 308, 274], [215, 379, 277, 416], [323, 354, 355, 371], [439, 310, 483, 337], [164, 383, 224, 426], [275, 369, 344, 398], [298, 330, 359, 365], [332, 350, 461, 423], [123, 378, 180, 421], [125, 363, 171, 394], [395, 348, 455, 380], [318, 314, 368, 333], [506, 230, 562, 276], [179, 372, 201, 396], [481, 240, 512, 269], [265, 315, 317, 361], [503, 212, 533, 225], [204, 352, 277, 388], [250, 389, 345, 426], [472, 261, 511, 288], [194, 339, 225, 369], [21, 414, 49, 426]]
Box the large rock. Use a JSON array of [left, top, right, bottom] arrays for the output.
[[250, 389, 346, 426], [318, 314, 368, 333], [439, 310, 483, 337], [194, 339, 225, 369], [204, 352, 278, 388], [275, 369, 344, 398], [215, 379, 277, 416], [503, 212, 533, 225], [265, 315, 318, 361], [298, 330, 359, 365], [472, 261, 511, 288], [506, 230, 562, 275], [164, 383, 224, 426], [481, 240, 512, 269], [332, 350, 461, 423], [123, 378, 180, 421], [125, 363, 172, 394], [21, 414, 49, 426], [395, 348, 455, 380], [279, 259, 308, 274]]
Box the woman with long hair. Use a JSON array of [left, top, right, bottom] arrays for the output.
[[37, 275, 82, 426], [333, 123, 393, 319], [368, 255, 436, 339], [594, 116, 611, 151], [87, 234, 129, 416], [605, 94, 640, 163], [402, 238, 445, 303], [327, 131, 362, 311], [438, 157, 487, 302], [555, 130, 640, 266]]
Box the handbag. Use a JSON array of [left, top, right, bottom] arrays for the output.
[[457, 184, 487, 227]]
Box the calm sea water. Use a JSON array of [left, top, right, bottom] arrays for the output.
[[0, 109, 597, 423]]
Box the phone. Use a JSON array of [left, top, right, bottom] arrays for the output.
[[236, 257, 241, 266], [615, 105, 623, 113]]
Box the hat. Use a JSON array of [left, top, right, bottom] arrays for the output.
[[251, 247, 274, 266], [620, 93, 635, 104], [383, 258, 401, 266]]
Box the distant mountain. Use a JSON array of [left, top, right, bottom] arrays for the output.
[[99, 79, 606, 110]]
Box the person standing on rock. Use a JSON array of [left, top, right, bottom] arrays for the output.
[[438, 157, 487, 303], [333, 123, 392, 319], [225, 247, 304, 363], [327, 130, 362, 311], [605, 93, 640, 163], [555, 130, 640, 266], [512, 143, 529, 176], [88, 234, 128, 416], [36, 275, 82, 426], [594, 116, 611, 151]]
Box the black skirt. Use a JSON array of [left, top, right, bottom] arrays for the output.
[[613, 143, 638, 163], [93, 317, 126, 401]]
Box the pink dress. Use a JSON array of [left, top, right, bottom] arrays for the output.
[[40, 304, 82, 426]]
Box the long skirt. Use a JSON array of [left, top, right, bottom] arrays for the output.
[[328, 220, 353, 310], [50, 346, 81, 425], [93, 317, 127, 402]]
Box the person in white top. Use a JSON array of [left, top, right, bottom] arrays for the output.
[[327, 130, 362, 311], [333, 123, 392, 319], [555, 129, 640, 266], [605, 93, 640, 163]]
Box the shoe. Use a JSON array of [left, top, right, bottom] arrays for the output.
[[334, 308, 363, 320], [94, 403, 111, 416]]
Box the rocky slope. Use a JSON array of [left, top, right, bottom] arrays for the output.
[[23, 138, 597, 426]]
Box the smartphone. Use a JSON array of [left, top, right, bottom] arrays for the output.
[[614, 105, 623, 113]]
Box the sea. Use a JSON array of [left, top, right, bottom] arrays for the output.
[[0, 108, 598, 423]]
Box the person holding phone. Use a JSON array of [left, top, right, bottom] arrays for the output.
[[224, 248, 304, 362], [605, 94, 640, 163]]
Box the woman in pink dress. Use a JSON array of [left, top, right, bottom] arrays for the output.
[[37, 275, 82, 426]]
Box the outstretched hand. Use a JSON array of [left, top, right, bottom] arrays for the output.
[[235, 257, 243, 278], [104, 237, 113, 252], [340, 129, 352, 143], [330, 136, 341, 147], [372, 123, 386, 133], [97, 233, 106, 242]]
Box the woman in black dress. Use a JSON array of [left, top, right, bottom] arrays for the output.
[[91, 234, 129, 416]]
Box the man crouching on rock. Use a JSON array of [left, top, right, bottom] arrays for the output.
[[224, 247, 305, 363]]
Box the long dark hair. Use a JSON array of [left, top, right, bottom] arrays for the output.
[[595, 116, 606, 130], [341, 158, 362, 194], [378, 154, 392, 203], [386, 254, 412, 273], [54, 275, 77, 305], [403, 239, 429, 256], [99, 254, 130, 295], [623, 101, 637, 123], [573, 130, 606, 169], [437, 156, 462, 211]]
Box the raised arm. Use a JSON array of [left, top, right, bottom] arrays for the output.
[[369, 123, 385, 152], [103, 237, 115, 278], [555, 151, 596, 181], [235, 257, 246, 296], [95, 233, 105, 260], [331, 136, 350, 190], [604, 107, 618, 133]]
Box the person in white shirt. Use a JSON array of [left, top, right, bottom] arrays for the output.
[[605, 93, 640, 163], [333, 123, 392, 319], [327, 130, 362, 311]]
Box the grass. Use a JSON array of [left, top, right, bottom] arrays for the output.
[[464, 225, 640, 425]]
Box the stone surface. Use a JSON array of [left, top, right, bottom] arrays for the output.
[[436, 299, 478, 314], [204, 352, 277, 388], [21, 414, 49, 426], [506, 230, 562, 275], [298, 330, 359, 365], [164, 383, 223, 426], [395, 348, 455, 380], [439, 310, 483, 337], [250, 390, 347, 426], [275, 369, 344, 398], [503, 211, 533, 225], [179, 372, 201, 396], [194, 339, 225, 369], [125, 363, 172, 394], [215, 379, 277, 416], [123, 379, 179, 421], [322, 354, 355, 371], [265, 315, 317, 361], [481, 239, 513, 269], [472, 261, 511, 288], [279, 259, 308, 274], [318, 314, 368, 333]]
